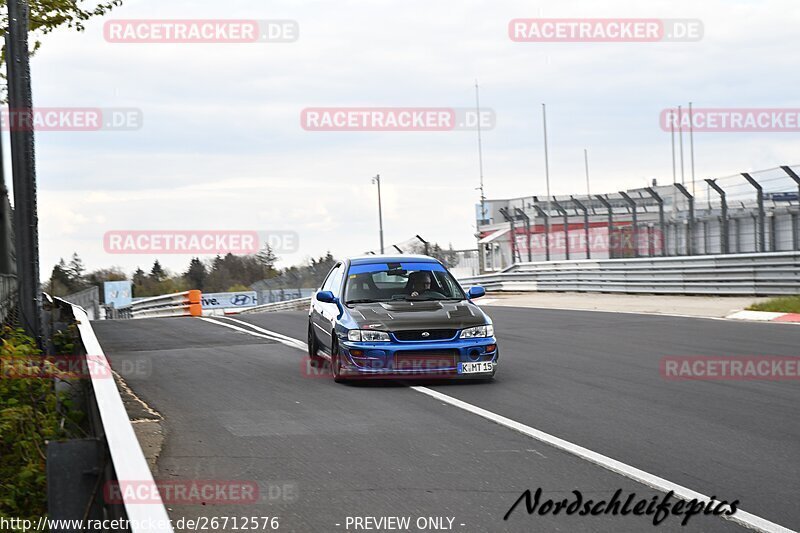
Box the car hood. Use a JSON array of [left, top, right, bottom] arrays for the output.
[[347, 300, 488, 331]]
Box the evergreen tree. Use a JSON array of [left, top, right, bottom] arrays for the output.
[[149, 260, 166, 282], [184, 257, 208, 290], [66, 252, 85, 285], [132, 267, 147, 286]]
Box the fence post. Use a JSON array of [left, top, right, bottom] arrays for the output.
[[497, 208, 519, 264], [570, 196, 590, 259], [780, 166, 800, 205], [645, 187, 666, 256], [513, 207, 532, 262], [674, 184, 694, 256], [550, 198, 570, 260], [532, 199, 550, 261], [619, 192, 638, 258], [705, 179, 728, 254], [741, 173, 765, 252], [595, 195, 613, 258], [780, 166, 800, 251]]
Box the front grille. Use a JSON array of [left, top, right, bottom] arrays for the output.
[[394, 350, 458, 370], [393, 329, 458, 341]]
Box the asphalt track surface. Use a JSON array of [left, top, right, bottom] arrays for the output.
[[91, 306, 799, 533]]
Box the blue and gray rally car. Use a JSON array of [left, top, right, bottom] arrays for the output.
[[307, 255, 497, 383]]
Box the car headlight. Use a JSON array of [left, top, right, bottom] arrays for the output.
[[459, 324, 494, 339], [347, 330, 391, 342]]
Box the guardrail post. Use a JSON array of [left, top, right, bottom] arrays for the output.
[[619, 192, 638, 257], [741, 173, 765, 252], [498, 207, 519, 264], [513, 207, 532, 262], [645, 187, 666, 256], [595, 195, 613, 258], [532, 199, 550, 261], [705, 179, 728, 253], [674, 184, 694, 255], [551, 198, 570, 260], [570, 196, 590, 259]]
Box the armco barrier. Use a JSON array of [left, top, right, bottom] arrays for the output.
[[238, 296, 312, 314], [57, 297, 174, 532], [118, 290, 202, 318], [457, 252, 800, 296]]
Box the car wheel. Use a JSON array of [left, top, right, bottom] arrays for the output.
[[307, 323, 324, 367], [331, 337, 347, 383]]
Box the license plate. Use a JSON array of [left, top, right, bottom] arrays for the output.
[[458, 361, 493, 374]]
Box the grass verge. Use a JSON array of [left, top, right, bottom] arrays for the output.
[[747, 295, 800, 313]]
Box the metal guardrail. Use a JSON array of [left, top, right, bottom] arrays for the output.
[[239, 296, 312, 314], [118, 290, 202, 319], [62, 285, 100, 320], [60, 298, 174, 533], [458, 251, 800, 296]]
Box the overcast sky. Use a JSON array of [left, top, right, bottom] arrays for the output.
[[13, 0, 800, 277]]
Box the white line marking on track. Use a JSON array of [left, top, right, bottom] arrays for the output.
[[197, 316, 307, 351], [411, 386, 793, 533], [196, 316, 796, 533], [485, 304, 800, 326]]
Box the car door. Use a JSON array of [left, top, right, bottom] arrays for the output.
[[313, 262, 343, 350]]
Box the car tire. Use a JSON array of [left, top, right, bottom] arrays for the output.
[[307, 323, 324, 367], [331, 337, 348, 383]]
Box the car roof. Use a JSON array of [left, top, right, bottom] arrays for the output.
[[347, 254, 440, 266]]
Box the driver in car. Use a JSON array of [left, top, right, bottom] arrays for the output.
[[407, 271, 445, 299]]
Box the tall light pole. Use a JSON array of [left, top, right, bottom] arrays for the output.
[[475, 81, 486, 223], [372, 174, 384, 253], [678, 105, 685, 186], [670, 109, 677, 184], [689, 101, 696, 198], [583, 148, 590, 197]]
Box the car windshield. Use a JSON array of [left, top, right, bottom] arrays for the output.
[[344, 261, 466, 303]]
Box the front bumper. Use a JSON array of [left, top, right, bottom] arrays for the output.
[[337, 336, 498, 379]]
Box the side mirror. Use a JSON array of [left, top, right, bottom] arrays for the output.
[[316, 290, 336, 303], [468, 286, 486, 299]]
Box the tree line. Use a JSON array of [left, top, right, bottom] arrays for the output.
[[44, 247, 335, 298], [45, 241, 459, 299]]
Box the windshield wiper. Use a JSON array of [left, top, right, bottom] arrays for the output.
[[345, 299, 383, 305]]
